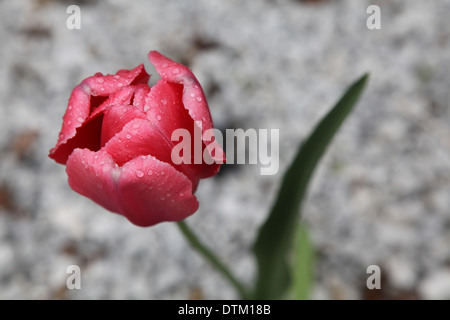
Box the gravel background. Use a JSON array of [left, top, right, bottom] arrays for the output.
[[1, 0, 450, 299]]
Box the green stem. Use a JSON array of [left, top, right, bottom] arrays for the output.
[[176, 220, 250, 299]]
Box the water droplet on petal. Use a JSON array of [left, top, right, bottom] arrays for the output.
[[97, 78, 104, 83], [135, 170, 144, 178], [100, 88, 105, 92], [147, 170, 153, 176], [160, 171, 165, 175], [68, 105, 72, 110], [117, 83, 123, 88], [156, 115, 162, 121], [160, 196, 165, 201], [114, 75, 120, 79], [172, 68, 180, 75], [67, 120, 72, 125], [161, 99, 167, 105], [126, 134, 132, 139], [143, 105, 150, 112], [132, 122, 141, 130], [162, 63, 168, 68], [76, 117, 84, 123], [179, 192, 184, 197], [196, 96, 202, 102], [190, 93, 195, 98]]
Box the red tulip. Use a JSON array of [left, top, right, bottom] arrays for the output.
[[49, 51, 225, 227]]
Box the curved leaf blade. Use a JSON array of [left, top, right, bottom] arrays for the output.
[[252, 74, 369, 299]]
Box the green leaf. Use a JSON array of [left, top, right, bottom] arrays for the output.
[[290, 223, 314, 300], [252, 74, 369, 299]]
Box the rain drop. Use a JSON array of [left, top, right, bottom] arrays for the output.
[[143, 105, 150, 112], [172, 68, 180, 75], [132, 122, 141, 130], [190, 93, 195, 98], [161, 99, 167, 105], [156, 115, 162, 121], [117, 83, 123, 88], [68, 105, 72, 110], [135, 170, 144, 178], [97, 78, 104, 83], [196, 96, 202, 102], [76, 117, 84, 123], [147, 170, 153, 176], [160, 171, 165, 175], [126, 134, 132, 139]]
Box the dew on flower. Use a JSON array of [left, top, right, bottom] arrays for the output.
[[132, 122, 141, 130], [117, 83, 123, 88], [196, 96, 202, 102], [190, 93, 195, 98], [156, 115, 162, 121], [144, 105, 150, 112], [172, 68, 180, 75], [147, 170, 153, 176], [126, 134, 132, 139], [135, 170, 144, 178], [97, 78, 104, 83], [161, 99, 167, 105], [76, 117, 84, 123]]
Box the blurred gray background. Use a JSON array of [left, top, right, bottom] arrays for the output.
[[0, 0, 449, 299]]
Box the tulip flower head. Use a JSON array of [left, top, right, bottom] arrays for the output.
[[49, 51, 224, 227]]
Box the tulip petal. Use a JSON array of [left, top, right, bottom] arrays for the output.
[[82, 64, 149, 97], [103, 118, 200, 190], [66, 149, 199, 227], [50, 65, 150, 164], [143, 77, 223, 180], [101, 104, 147, 147], [149, 52, 225, 166], [148, 51, 213, 131]]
